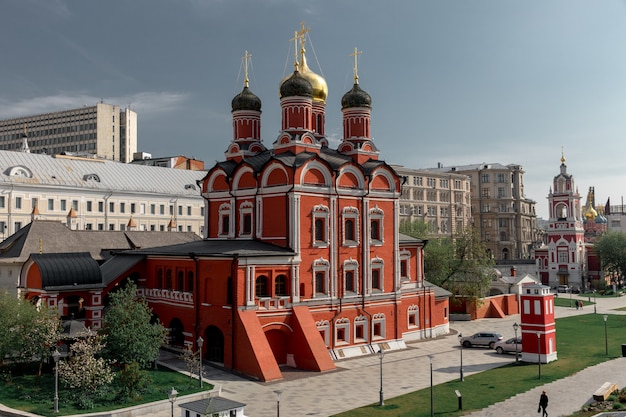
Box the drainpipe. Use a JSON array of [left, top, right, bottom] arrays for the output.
[[230, 254, 238, 371]]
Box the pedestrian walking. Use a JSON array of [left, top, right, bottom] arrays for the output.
[[538, 390, 548, 416], [579, 300, 583, 309]]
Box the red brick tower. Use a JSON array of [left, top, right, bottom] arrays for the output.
[[520, 283, 557, 363]]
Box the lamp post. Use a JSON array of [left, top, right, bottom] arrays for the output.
[[603, 315, 608, 356], [593, 290, 597, 314], [273, 390, 282, 417], [377, 349, 385, 406], [197, 336, 204, 388], [457, 333, 464, 381], [428, 355, 434, 417], [167, 387, 178, 417], [536, 332, 541, 379], [569, 287, 572, 308], [512, 322, 519, 363], [52, 349, 61, 414]]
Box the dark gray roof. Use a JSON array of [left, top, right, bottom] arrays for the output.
[[0, 221, 201, 263], [398, 232, 426, 245], [31, 252, 102, 289], [424, 280, 453, 298], [211, 146, 391, 180], [100, 255, 144, 287], [180, 397, 246, 414], [119, 239, 296, 257]]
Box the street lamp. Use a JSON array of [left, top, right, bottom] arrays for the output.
[[273, 390, 282, 417], [457, 333, 464, 381], [167, 387, 178, 417], [569, 287, 572, 308], [536, 332, 541, 379], [512, 323, 519, 363], [52, 349, 61, 414], [197, 336, 204, 388], [428, 355, 434, 417], [377, 349, 385, 406], [593, 290, 597, 314], [603, 315, 608, 356]]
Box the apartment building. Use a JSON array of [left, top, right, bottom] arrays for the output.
[[0, 150, 206, 239], [429, 163, 537, 259], [0, 102, 137, 162], [392, 165, 472, 238]]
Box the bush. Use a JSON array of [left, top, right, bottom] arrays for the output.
[[613, 402, 624, 410]]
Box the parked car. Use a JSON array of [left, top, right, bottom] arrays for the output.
[[493, 337, 522, 354], [557, 285, 570, 293], [459, 332, 503, 349]]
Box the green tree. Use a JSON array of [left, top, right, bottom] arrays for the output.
[[0, 292, 61, 373], [57, 330, 114, 408], [401, 222, 494, 300], [101, 279, 167, 369], [594, 231, 626, 286]]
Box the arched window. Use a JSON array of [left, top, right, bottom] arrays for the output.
[[345, 219, 355, 241], [345, 271, 354, 292], [256, 276, 269, 297], [177, 270, 184, 291], [156, 268, 163, 288], [187, 271, 194, 293], [315, 272, 325, 294], [165, 269, 173, 290], [275, 275, 288, 296]]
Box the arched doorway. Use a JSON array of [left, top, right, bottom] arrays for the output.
[[168, 318, 185, 348], [265, 328, 288, 365], [204, 326, 224, 364]]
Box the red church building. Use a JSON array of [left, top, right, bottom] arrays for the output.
[[19, 26, 449, 382]]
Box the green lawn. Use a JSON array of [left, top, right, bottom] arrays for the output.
[[0, 364, 207, 416], [333, 314, 626, 417]]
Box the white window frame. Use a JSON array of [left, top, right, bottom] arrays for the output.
[[312, 258, 330, 297], [218, 203, 233, 238], [354, 315, 368, 343], [371, 258, 384, 292], [312, 205, 330, 248], [341, 207, 359, 246], [408, 305, 419, 328], [372, 313, 386, 340], [369, 207, 384, 246], [316, 320, 330, 346], [239, 201, 254, 238], [343, 259, 359, 295], [335, 317, 350, 345]]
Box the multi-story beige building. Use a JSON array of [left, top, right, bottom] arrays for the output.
[[0, 103, 137, 162], [0, 150, 206, 239], [429, 163, 537, 260], [393, 165, 472, 238]]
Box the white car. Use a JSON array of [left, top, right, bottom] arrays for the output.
[[493, 337, 522, 354]]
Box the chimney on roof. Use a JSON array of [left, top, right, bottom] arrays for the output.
[[510, 266, 517, 277]]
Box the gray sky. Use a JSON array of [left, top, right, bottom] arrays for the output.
[[2, 0, 626, 217]]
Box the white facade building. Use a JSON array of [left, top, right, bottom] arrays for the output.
[[0, 150, 206, 239]]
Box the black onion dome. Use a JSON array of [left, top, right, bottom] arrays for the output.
[[279, 71, 313, 99], [232, 86, 262, 112], [341, 83, 372, 109]]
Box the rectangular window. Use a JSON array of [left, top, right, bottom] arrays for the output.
[[481, 173, 490, 183], [314, 218, 326, 242], [315, 271, 325, 294], [187, 206, 191, 216], [178, 206, 183, 216], [140, 204, 146, 214], [160, 205, 165, 215], [120, 202, 125, 213], [131, 203, 136, 213], [87, 201, 92, 212], [14, 222, 22, 231], [97, 223, 104, 230], [221, 214, 230, 235], [98, 201, 104, 212], [109, 202, 115, 213], [558, 250, 568, 263], [498, 187, 505, 198], [372, 269, 381, 290], [60, 199, 67, 211], [151, 204, 156, 214], [169, 205, 174, 215], [0, 196, 4, 208], [243, 213, 252, 234], [48, 199, 54, 211], [15, 197, 22, 209]]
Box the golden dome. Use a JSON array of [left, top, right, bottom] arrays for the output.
[[281, 49, 327, 104], [299, 52, 327, 104], [584, 205, 597, 220]]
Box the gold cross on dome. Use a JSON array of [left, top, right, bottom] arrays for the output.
[[242, 50, 252, 87], [350, 47, 362, 83]]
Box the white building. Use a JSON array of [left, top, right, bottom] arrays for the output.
[[0, 150, 206, 238], [0, 103, 137, 162]]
